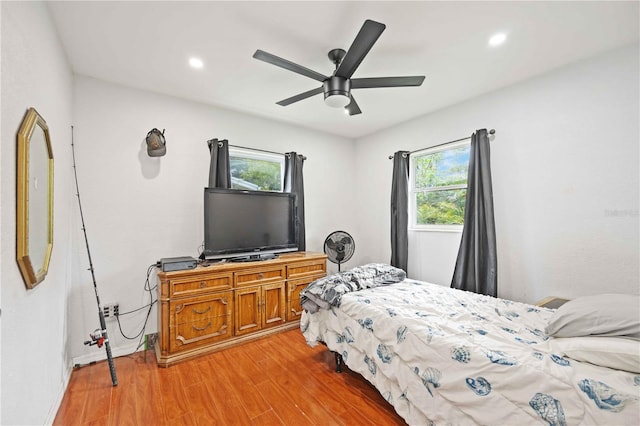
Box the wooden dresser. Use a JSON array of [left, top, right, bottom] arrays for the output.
[[155, 251, 326, 367]]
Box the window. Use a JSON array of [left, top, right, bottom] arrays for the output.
[[229, 147, 285, 191], [410, 141, 470, 231]]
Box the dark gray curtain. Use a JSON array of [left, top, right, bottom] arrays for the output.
[[391, 151, 410, 272], [451, 129, 497, 297], [207, 138, 231, 188], [284, 152, 306, 251]]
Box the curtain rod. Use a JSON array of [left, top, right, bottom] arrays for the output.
[[217, 140, 307, 160], [388, 129, 496, 159]]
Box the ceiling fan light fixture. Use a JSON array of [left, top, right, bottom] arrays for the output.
[[325, 93, 350, 108], [323, 76, 351, 108]]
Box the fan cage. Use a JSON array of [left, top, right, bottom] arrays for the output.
[[323, 231, 355, 272]]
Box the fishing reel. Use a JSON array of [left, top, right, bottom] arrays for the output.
[[84, 329, 107, 348]]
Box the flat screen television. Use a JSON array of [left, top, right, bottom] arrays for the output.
[[202, 188, 298, 261]]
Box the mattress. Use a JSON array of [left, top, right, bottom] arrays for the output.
[[301, 279, 640, 425]]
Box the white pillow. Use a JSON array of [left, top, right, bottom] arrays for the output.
[[545, 294, 640, 339], [549, 336, 640, 373]]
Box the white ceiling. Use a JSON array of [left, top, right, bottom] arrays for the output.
[[48, 1, 639, 139]]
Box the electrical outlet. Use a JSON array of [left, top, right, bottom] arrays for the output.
[[145, 333, 158, 350], [103, 303, 119, 319]]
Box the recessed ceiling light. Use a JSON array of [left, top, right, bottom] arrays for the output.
[[489, 33, 507, 47], [189, 57, 204, 69]]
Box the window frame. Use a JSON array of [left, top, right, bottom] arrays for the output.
[[228, 147, 285, 192], [409, 139, 470, 233]]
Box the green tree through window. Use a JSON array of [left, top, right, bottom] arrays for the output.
[[412, 143, 469, 227], [229, 148, 284, 191]]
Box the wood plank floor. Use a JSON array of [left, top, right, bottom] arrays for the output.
[[54, 329, 407, 425]]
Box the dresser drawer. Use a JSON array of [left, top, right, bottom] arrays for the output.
[[169, 292, 233, 352], [172, 292, 232, 325], [169, 273, 232, 298], [235, 266, 285, 288], [287, 259, 326, 280], [170, 314, 232, 352]]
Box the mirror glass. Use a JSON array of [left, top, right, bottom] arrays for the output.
[[17, 108, 53, 289], [29, 125, 50, 274]]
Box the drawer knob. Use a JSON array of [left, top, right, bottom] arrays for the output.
[[257, 273, 264, 280], [200, 281, 206, 288]]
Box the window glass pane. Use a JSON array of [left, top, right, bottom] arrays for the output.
[[415, 145, 470, 189], [230, 156, 282, 191], [415, 189, 467, 225]]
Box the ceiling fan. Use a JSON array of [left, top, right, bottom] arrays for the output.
[[253, 19, 425, 116]]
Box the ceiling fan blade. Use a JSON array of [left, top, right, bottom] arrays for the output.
[[345, 95, 362, 116], [253, 50, 328, 82], [351, 76, 425, 89], [335, 20, 386, 79], [276, 86, 324, 106]]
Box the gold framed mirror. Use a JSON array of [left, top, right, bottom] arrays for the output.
[[17, 107, 54, 289]]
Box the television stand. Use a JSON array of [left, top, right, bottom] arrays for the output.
[[229, 253, 279, 263], [155, 251, 327, 367]]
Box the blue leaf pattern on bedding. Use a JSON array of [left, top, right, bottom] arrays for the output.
[[472, 313, 487, 321], [529, 393, 567, 426], [483, 349, 517, 366], [466, 377, 492, 396], [417, 367, 442, 397], [528, 328, 547, 339], [357, 318, 374, 331], [550, 354, 570, 367], [451, 346, 471, 364], [396, 325, 408, 344], [377, 343, 394, 364], [532, 352, 544, 360], [578, 379, 639, 413], [515, 337, 537, 345], [364, 355, 377, 376], [495, 308, 520, 321], [420, 326, 443, 344], [386, 308, 397, 317], [634, 376, 640, 386], [299, 263, 406, 312], [337, 327, 355, 344]]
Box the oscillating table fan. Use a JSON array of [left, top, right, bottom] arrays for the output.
[[323, 231, 355, 272]]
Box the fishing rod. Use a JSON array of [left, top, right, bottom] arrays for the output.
[[71, 126, 118, 386]]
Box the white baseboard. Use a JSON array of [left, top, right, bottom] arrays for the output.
[[45, 343, 148, 424], [71, 341, 145, 367], [45, 363, 73, 425]]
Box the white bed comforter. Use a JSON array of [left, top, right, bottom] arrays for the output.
[[301, 279, 640, 425]]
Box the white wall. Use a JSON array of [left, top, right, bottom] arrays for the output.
[[353, 44, 639, 304], [1, 1, 74, 424], [69, 76, 357, 363]]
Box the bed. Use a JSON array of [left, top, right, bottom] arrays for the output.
[[300, 264, 640, 425]]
